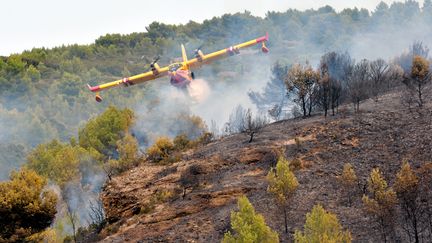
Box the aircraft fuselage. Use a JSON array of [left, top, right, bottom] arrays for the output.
[[169, 69, 192, 88]]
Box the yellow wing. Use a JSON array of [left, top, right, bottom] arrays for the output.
[[87, 64, 170, 93], [186, 33, 269, 69]]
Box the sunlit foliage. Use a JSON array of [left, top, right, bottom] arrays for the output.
[[78, 106, 134, 158], [340, 163, 358, 206], [26, 140, 91, 187], [267, 155, 299, 234], [362, 168, 397, 243], [0, 169, 58, 242], [294, 204, 352, 243], [222, 195, 279, 243]]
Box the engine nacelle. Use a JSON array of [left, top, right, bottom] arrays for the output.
[[195, 50, 204, 62], [227, 46, 240, 56], [151, 63, 161, 75]]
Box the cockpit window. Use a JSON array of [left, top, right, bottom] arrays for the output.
[[169, 63, 182, 72]]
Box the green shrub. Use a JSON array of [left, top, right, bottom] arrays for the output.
[[173, 134, 191, 151], [147, 137, 175, 163], [222, 196, 279, 243], [294, 204, 352, 243]]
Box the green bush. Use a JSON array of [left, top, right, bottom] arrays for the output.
[[173, 134, 191, 151], [115, 133, 139, 170], [146, 136, 175, 163]]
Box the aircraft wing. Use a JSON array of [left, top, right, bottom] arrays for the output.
[[87, 65, 170, 93], [186, 33, 269, 69]]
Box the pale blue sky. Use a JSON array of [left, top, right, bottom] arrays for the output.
[[0, 0, 423, 55]]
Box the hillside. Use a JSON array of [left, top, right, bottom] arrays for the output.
[[98, 91, 432, 242]]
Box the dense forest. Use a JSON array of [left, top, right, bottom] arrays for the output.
[[1, 1, 432, 242]]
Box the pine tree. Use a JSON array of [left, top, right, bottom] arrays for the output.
[[362, 168, 397, 243], [294, 204, 352, 243], [222, 196, 279, 243], [402, 55, 431, 107], [340, 163, 358, 206], [267, 155, 299, 234], [394, 161, 422, 243]]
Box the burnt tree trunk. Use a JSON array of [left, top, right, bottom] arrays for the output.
[[302, 97, 307, 118], [283, 206, 288, 234]]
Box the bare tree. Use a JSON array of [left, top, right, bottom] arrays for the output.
[[330, 79, 343, 115], [412, 41, 429, 59], [369, 58, 389, 100], [88, 199, 106, 232], [394, 41, 429, 73], [347, 59, 370, 112], [385, 64, 404, 90], [65, 200, 78, 243], [319, 52, 353, 115], [224, 105, 268, 142], [242, 109, 269, 143], [317, 63, 331, 117]]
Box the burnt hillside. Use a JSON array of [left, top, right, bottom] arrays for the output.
[[99, 91, 432, 242]]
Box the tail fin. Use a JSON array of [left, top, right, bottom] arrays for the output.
[[181, 44, 188, 63], [87, 84, 100, 92]]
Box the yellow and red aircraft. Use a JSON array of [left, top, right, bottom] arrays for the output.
[[87, 33, 269, 102]]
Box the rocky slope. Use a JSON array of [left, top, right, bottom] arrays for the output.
[[99, 92, 432, 242]]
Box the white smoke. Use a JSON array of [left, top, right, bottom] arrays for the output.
[[187, 78, 211, 103]]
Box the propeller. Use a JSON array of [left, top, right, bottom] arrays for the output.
[[193, 45, 204, 56], [150, 55, 160, 68]]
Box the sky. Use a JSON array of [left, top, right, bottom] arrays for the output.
[[0, 0, 424, 55]]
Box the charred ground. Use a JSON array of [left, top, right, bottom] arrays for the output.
[[99, 91, 432, 242]]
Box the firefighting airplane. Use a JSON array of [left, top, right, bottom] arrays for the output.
[[87, 33, 269, 102]]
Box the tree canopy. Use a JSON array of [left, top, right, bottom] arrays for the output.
[[294, 204, 352, 243], [222, 195, 279, 243], [78, 106, 134, 159], [0, 169, 58, 242]]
